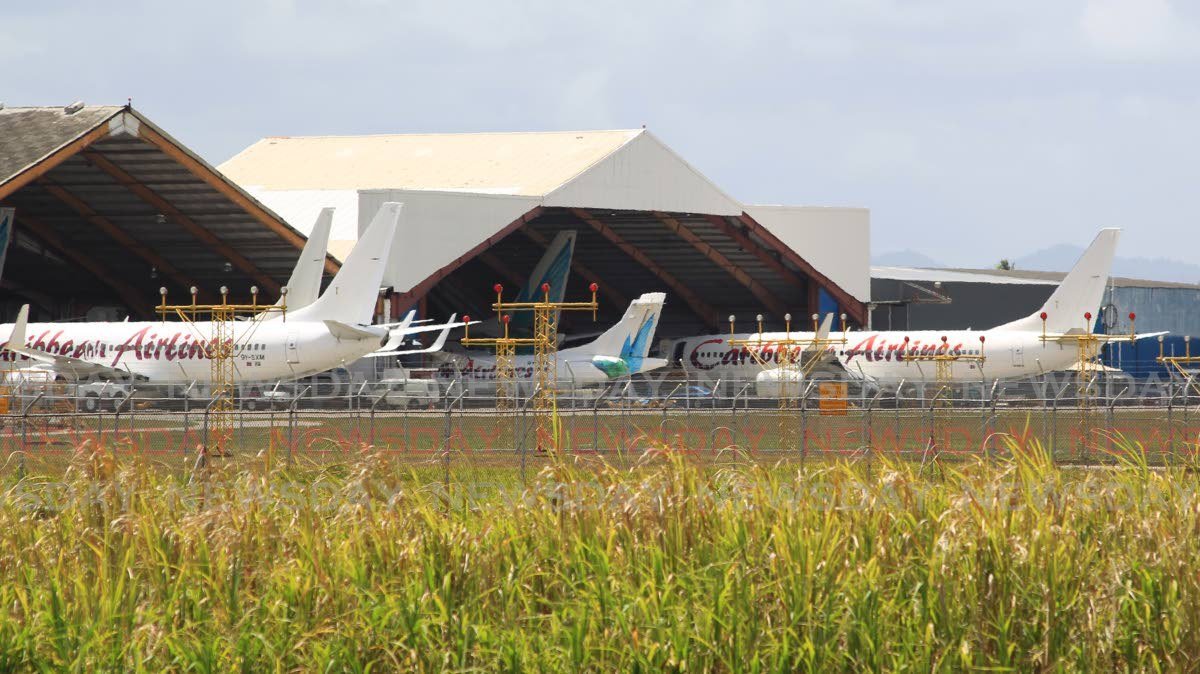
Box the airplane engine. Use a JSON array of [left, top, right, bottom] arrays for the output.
[[590, 355, 630, 379], [754, 368, 804, 398]]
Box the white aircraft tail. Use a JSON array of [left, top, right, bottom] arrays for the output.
[[279, 207, 333, 310], [569, 292, 666, 372], [291, 202, 401, 325], [996, 228, 1120, 333], [4, 304, 28, 350]]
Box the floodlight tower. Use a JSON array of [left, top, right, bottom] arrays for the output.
[[1158, 332, 1200, 397], [727, 312, 848, 448], [158, 285, 286, 454], [899, 334, 988, 397], [462, 281, 599, 452], [1039, 310, 1141, 453]]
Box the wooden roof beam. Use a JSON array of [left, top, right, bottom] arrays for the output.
[[134, 124, 340, 276], [80, 150, 280, 295], [570, 207, 721, 329], [735, 212, 868, 326], [16, 214, 155, 317], [656, 211, 788, 319], [703, 214, 807, 289], [38, 179, 214, 302], [476, 251, 527, 290]]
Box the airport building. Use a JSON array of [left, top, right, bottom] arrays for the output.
[[218, 130, 870, 337]]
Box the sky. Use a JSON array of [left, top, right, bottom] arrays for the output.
[[3, 0, 1197, 267]]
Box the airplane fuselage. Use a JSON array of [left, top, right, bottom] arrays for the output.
[[671, 329, 1086, 382], [440, 347, 645, 386], [1, 319, 386, 384]]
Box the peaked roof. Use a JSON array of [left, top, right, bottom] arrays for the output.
[[220, 129, 643, 196], [0, 105, 125, 189], [0, 104, 336, 317]]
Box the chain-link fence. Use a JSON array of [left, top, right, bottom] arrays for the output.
[[2, 369, 1198, 482]]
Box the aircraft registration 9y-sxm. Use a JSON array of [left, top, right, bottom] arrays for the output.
[[664, 229, 1156, 384], [0, 202, 457, 385]]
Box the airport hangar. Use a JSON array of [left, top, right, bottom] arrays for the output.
[[0, 103, 872, 365], [0, 104, 338, 322], [217, 129, 872, 347]]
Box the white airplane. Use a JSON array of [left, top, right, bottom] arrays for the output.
[[441, 292, 669, 387], [274, 206, 468, 355], [0, 202, 435, 385], [663, 229, 1145, 384]]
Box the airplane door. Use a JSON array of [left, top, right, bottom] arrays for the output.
[[1011, 345, 1024, 368], [286, 332, 300, 364], [671, 341, 687, 367]]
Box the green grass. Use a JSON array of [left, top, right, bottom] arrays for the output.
[[4, 438, 1200, 670]]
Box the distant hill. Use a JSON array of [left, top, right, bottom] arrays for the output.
[[871, 250, 946, 268], [1015, 245, 1200, 284]]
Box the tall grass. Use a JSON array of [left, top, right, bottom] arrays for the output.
[[2, 439, 1200, 671]]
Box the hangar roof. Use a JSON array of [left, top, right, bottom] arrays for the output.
[[221, 130, 642, 196], [0, 104, 336, 319], [223, 128, 871, 329]]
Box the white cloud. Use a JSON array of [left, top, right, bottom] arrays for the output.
[[1080, 0, 1192, 59], [556, 68, 616, 130]]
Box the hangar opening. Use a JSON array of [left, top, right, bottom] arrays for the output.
[[0, 104, 333, 321]]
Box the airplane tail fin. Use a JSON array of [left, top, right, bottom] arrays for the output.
[[515, 230, 575, 303], [291, 203, 401, 325], [815, 312, 833, 341], [996, 228, 1120, 333], [4, 304, 28, 350], [510, 230, 576, 334], [572, 292, 666, 372], [279, 207, 333, 310]]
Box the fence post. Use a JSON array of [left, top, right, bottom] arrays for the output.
[[1107, 387, 1127, 458], [369, 389, 388, 449], [731, 383, 751, 451], [182, 381, 195, 455], [864, 389, 882, 479], [799, 382, 814, 465], [442, 385, 467, 507], [620, 381, 632, 457], [19, 392, 45, 478], [709, 378, 722, 453], [987, 380, 1000, 458], [114, 388, 134, 452], [236, 389, 244, 454], [287, 386, 311, 466], [1168, 382, 1176, 458], [1051, 385, 1063, 461], [1184, 379, 1192, 460], [201, 393, 223, 458], [592, 383, 614, 453], [517, 384, 540, 487]]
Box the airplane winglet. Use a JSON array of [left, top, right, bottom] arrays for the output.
[[816, 312, 833, 341], [6, 304, 28, 350]]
